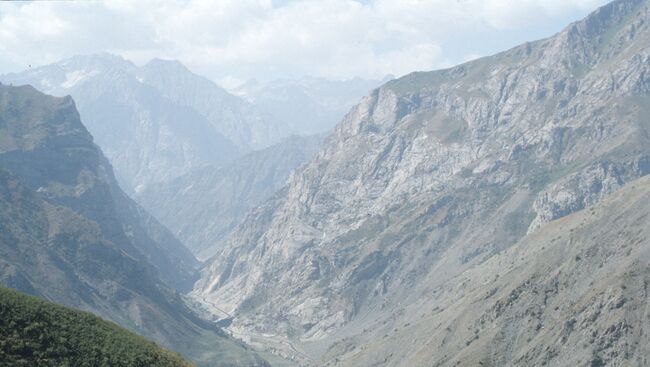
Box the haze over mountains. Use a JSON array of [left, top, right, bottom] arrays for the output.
[[234, 77, 392, 136], [1, 56, 383, 259], [137, 133, 326, 260], [1, 56, 384, 196], [0, 47, 381, 366], [0, 0, 649, 366], [2, 55, 288, 193]]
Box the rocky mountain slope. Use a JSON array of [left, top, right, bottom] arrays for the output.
[[327, 173, 650, 367], [0, 54, 286, 194], [0, 84, 271, 367], [234, 77, 389, 135], [194, 0, 650, 365], [138, 134, 324, 260]]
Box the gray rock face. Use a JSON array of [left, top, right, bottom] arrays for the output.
[[0, 54, 286, 194], [194, 0, 650, 364], [528, 159, 650, 232], [137, 134, 325, 260], [0, 84, 271, 367], [234, 77, 390, 135]]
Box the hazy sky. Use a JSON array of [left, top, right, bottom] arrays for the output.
[[0, 0, 609, 87]]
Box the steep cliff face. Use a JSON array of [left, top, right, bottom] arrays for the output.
[[138, 134, 324, 260], [0, 84, 271, 367], [195, 0, 650, 363]]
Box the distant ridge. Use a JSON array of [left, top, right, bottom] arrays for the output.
[[0, 54, 287, 194]]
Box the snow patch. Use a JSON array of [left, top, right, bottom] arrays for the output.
[[61, 70, 97, 89]]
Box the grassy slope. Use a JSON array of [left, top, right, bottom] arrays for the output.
[[0, 286, 193, 367]]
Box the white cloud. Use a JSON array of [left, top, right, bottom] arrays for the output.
[[0, 0, 609, 82], [478, 0, 607, 29]]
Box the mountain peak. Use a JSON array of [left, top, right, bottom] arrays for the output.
[[59, 52, 135, 72], [0, 83, 88, 151], [142, 58, 191, 74]]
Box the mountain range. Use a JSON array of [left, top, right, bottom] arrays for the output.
[[0, 55, 288, 195], [1, 57, 381, 199], [0, 84, 271, 367], [193, 0, 650, 365], [1, 0, 649, 366], [137, 133, 325, 260], [0, 56, 334, 260]]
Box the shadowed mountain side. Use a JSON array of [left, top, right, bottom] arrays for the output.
[[0, 84, 272, 367]]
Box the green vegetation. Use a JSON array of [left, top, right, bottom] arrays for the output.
[[0, 286, 193, 367]]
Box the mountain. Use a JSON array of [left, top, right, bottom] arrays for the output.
[[137, 59, 289, 151], [193, 0, 650, 365], [0, 54, 285, 194], [0, 286, 192, 367], [137, 134, 325, 260], [0, 84, 271, 367], [327, 174, 650, 367], [234, 76, 390, 135], [0, 83, 197, 291]]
